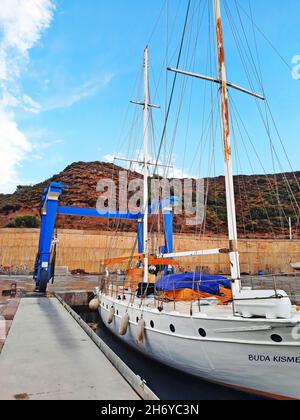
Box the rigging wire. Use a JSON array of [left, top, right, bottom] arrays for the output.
[[228, 92, 299, 236], [104, 1, 186, 264], [223, 1, 299, 232], [104, 0, 300, 266], [236, 0, 297, 74], [231, 0, 298, 230], [160, 0, 207, 180], [153, 0, 192, 176], [147, 0, 169, 44]]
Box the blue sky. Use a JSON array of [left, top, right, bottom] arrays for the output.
[[0, 0, 299, 193]]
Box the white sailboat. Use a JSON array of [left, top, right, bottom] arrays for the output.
[[291, 263, 300, 271], [98, 0, 300, 400]]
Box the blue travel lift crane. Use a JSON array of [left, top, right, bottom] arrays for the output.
[[34, 182, 175, 292]]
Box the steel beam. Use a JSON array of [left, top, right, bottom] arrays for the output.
[[57, 206, 141, 220]]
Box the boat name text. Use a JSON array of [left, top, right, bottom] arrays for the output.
[[249, 354, 300, 364]]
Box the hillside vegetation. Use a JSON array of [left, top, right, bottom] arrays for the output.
[[0, 162, 299, 238]]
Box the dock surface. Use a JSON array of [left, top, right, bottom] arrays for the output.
[[0, 297, 140, 400]]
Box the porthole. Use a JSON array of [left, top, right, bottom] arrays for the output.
[[150, 321, 155, 329], [271, 334, 283, 343], [170, 324, 176, 333], [198, 328, 207, 338]]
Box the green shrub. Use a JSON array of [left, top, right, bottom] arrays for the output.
[[257, 177, 267, 186], [210, 205, 227, 222], [250, 207, 267, 220], [263, 192, 276, 203], [6, 216, 40, 228]]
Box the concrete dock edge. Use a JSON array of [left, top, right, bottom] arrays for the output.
[[54, 293, 159, 401]]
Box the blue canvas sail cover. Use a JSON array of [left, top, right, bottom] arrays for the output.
[[156, 273, 231, 296]]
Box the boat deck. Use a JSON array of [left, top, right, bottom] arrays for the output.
[[112, 289, 300, 321]]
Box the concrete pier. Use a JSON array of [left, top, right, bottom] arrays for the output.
[[0, 297, 140, 400]]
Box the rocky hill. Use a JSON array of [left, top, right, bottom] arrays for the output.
[[0, 161, 299, 238]]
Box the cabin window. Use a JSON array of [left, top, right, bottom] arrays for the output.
[[136, 317, 139, 323], [198, 328, 207, 338], [271, 334, 283, 343], [170, 324, 176, 333], [150, 321, 155, 329]]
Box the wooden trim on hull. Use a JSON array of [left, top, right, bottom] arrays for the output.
[[206, 378, 296, 401]]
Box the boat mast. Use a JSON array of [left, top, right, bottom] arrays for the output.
[[143, 46, 149, 284], [212, 0, 241, 291]]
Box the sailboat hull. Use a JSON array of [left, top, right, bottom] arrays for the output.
[[99, 294, 300, 400], [291, 263, 300, 271]]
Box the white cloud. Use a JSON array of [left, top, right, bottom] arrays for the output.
[[0, 110, 32, 192], [0, 0, 55, 193], [104, 154, 116, 163], [22, 94, 42, 114], [0, 0, 55, 75], [43, 73, 114, 111], [30, 137, 64, 162]]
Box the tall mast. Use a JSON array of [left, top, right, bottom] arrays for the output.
[[212, 0, 241, 291], [143, 46, 149, 284]]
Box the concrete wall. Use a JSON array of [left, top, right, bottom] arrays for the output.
[[0, 228, 299, 275]]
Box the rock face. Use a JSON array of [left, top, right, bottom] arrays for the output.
[[0, 161, 299, 238]]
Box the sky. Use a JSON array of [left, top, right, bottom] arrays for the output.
[[0, 0, 299, 194]]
